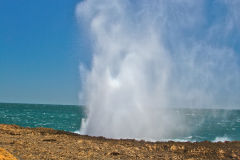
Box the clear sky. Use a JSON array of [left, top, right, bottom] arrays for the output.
[[0, 0, 91, 105], [0, 0, 240, 106]]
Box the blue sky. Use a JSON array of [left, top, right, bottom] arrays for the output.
[[0, 0, 240, 106], [0, 0, 91, 105]]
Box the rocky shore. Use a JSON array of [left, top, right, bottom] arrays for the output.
[[0, 124, 240, 160]]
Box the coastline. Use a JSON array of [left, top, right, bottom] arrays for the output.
[[0, 124, 240, 160]]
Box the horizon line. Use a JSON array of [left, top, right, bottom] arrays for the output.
[[0, 101, 85, 106]]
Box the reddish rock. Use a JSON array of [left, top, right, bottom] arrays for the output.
[[0, 124, 240, 160]]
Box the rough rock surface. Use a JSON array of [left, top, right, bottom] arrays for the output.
[[0, 124, 240, 160], [0, 147, 18, 160]]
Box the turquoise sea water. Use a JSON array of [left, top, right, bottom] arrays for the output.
[[0, 103, 240, 142], [0, 103, 85, 132]]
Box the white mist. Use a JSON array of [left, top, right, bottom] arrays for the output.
[[76, 0, 240, 140]]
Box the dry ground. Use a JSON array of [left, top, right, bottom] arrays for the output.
[[0, 124, 240, 160]]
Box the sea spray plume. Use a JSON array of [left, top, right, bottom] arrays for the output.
[[76, 0, 240, 140]]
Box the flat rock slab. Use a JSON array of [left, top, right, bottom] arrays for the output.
[[0, 124, 240, 160]]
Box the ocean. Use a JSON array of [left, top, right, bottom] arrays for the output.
[[0, 103, 85, 132], [0, 103, 240, 142]]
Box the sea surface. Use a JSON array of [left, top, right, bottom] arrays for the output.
[[0, 103, 85, 132], [1, 103, 240, 142]]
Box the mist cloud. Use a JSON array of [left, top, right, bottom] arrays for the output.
[[76, 0, 240, 140]]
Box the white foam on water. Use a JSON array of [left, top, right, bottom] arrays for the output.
[[74, 130, 81, 134], [72, 131, 233, 143], [213, 136, 231, 142]]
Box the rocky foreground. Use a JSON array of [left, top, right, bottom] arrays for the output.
[[0, 124, 240, 160]]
